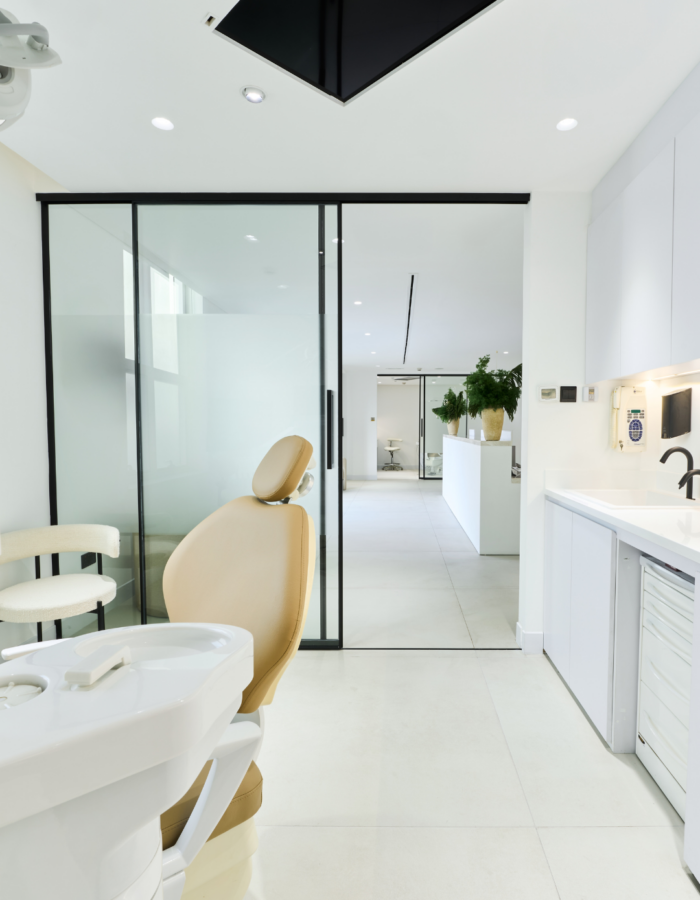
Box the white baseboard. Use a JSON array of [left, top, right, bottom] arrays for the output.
[[516, 623, 543, 654]]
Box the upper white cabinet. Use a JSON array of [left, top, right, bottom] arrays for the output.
[[672, 113, 700, 365], [619, 142, 674, 377], [586, 142, 675, 382], [586, 194, 623, 383]]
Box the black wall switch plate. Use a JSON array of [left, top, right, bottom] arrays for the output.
[[81, 552, 96, 569], [560, 386, 577, 403]]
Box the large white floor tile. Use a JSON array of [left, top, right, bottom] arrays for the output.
[[478, 652, 682, 827], [434, 528, 477, 552], [538, 826, 697, 900], [344, 535, 442, 552], [256, 651, 533, 827], [443, 553, 520, 589], [344, 588, 473, 648], [247, 826, 559, 900], [343, 552, 453, 588], [457, 588, 520, 646]]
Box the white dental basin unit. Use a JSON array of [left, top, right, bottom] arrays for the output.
[[0, 623, 262, 900]]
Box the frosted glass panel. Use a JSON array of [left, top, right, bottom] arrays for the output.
[[49, 205, 142, 637]]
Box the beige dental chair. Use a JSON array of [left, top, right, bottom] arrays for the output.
[[160, 435, 316, 900]]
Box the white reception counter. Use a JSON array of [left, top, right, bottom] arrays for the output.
[[442, 435, 520, 555]]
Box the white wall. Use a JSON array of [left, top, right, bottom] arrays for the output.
[[377, 384, 419, 469], [343, 367, 377, 481], [0, 142, 65, 650], [518, 193, 592, 653]]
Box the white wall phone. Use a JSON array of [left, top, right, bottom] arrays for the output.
[[611, 386, 647, 452]]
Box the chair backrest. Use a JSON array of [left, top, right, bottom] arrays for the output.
[[163, 436, 316, 713], [0, 524, 120, 565]]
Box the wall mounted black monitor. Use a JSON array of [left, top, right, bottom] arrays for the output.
[[216, 0, 497, 103], [661, 388, 692, 439]]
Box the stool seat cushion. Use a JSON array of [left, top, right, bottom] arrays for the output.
[[161, 760, 263, 850], [0, 574, 116, 622]]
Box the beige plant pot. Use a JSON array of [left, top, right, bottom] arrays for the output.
[[482, 408, 505, 441], [447, 419, 460, 436]]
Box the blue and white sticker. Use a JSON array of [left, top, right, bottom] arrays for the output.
[[629, 419, 644, 442]]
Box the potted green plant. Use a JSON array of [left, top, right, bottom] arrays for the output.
[[432, 388, 467, 435], [464, 355, 522, 441]]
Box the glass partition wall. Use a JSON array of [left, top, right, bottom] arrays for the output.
[[45, 201, 341, 646], [419, 375, 468, 478]]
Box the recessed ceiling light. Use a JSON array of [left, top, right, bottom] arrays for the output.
[[152, 117, 174, 131], [245, 234, 258, 242], [371, 351, 376, 354], [365, 333, 371, 336], [278, 285, 288, 289], [432, 381, 436, 384], [556, 118, 578, 132], [503, 351, 509, 354], [242, 86, 265, 104], [354, 301, 362, 305]]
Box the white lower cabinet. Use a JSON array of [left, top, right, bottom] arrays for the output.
[[544, 501, 617, 742]]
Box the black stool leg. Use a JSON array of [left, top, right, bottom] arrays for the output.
[[54, 619, 62, 639], [97, 601, 105, 631], [37, 622, 43, 642]]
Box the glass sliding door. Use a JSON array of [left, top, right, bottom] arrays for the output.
[[45, 200, 341, 645], [421, 375, 468, 479], [136, 203, 339, 641]]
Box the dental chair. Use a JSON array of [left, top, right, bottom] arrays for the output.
[[160, 435, 316, 900]]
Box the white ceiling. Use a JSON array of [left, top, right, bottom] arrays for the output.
[[2, 1, 700, 193], [343, 203, 523, 371]]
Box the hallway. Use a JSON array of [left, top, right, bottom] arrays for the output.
[[343, 472, 519, 649]]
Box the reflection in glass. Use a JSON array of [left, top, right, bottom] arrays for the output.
[[137, 204, 339, 639], [423, 376, 468, 479]]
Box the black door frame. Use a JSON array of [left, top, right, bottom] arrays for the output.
[[37, 191, 529, 650]]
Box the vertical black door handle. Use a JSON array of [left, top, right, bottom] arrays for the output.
[[327, 390, 334, 469]]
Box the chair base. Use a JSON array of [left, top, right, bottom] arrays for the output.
[[181, 818, 257, 900]]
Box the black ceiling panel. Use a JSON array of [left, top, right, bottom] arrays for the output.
[[216, 0, 497, 103]]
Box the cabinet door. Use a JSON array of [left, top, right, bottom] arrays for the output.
[[544, 501, 573, 680], [672, 112, 700, 365], [569, 513, 617, 742], [586, 195, 623, 383], [619, 141, 674, 377]]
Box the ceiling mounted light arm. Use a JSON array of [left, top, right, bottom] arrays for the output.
[[0, 18, 61, 67]]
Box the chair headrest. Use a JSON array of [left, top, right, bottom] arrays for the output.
[[252, 435, 314, 502]]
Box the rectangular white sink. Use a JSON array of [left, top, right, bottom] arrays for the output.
[[563, 489, 698, 509]]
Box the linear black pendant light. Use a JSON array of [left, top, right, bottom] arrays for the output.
[[216, 0, 498, 103]]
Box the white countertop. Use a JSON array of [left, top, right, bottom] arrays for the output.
[[546, 486, 700, 568], [444, 436, 513, 447]]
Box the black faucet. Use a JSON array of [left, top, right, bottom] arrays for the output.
[[660, 447, 695, 499], [679, 470, 700, 500]]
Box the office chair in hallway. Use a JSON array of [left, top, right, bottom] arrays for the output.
[[382, 438, 403, 470], [160, 435, 316, 900]]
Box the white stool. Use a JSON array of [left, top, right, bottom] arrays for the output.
[[382, 438, 403, 471], [0, 524, 120, 641]]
